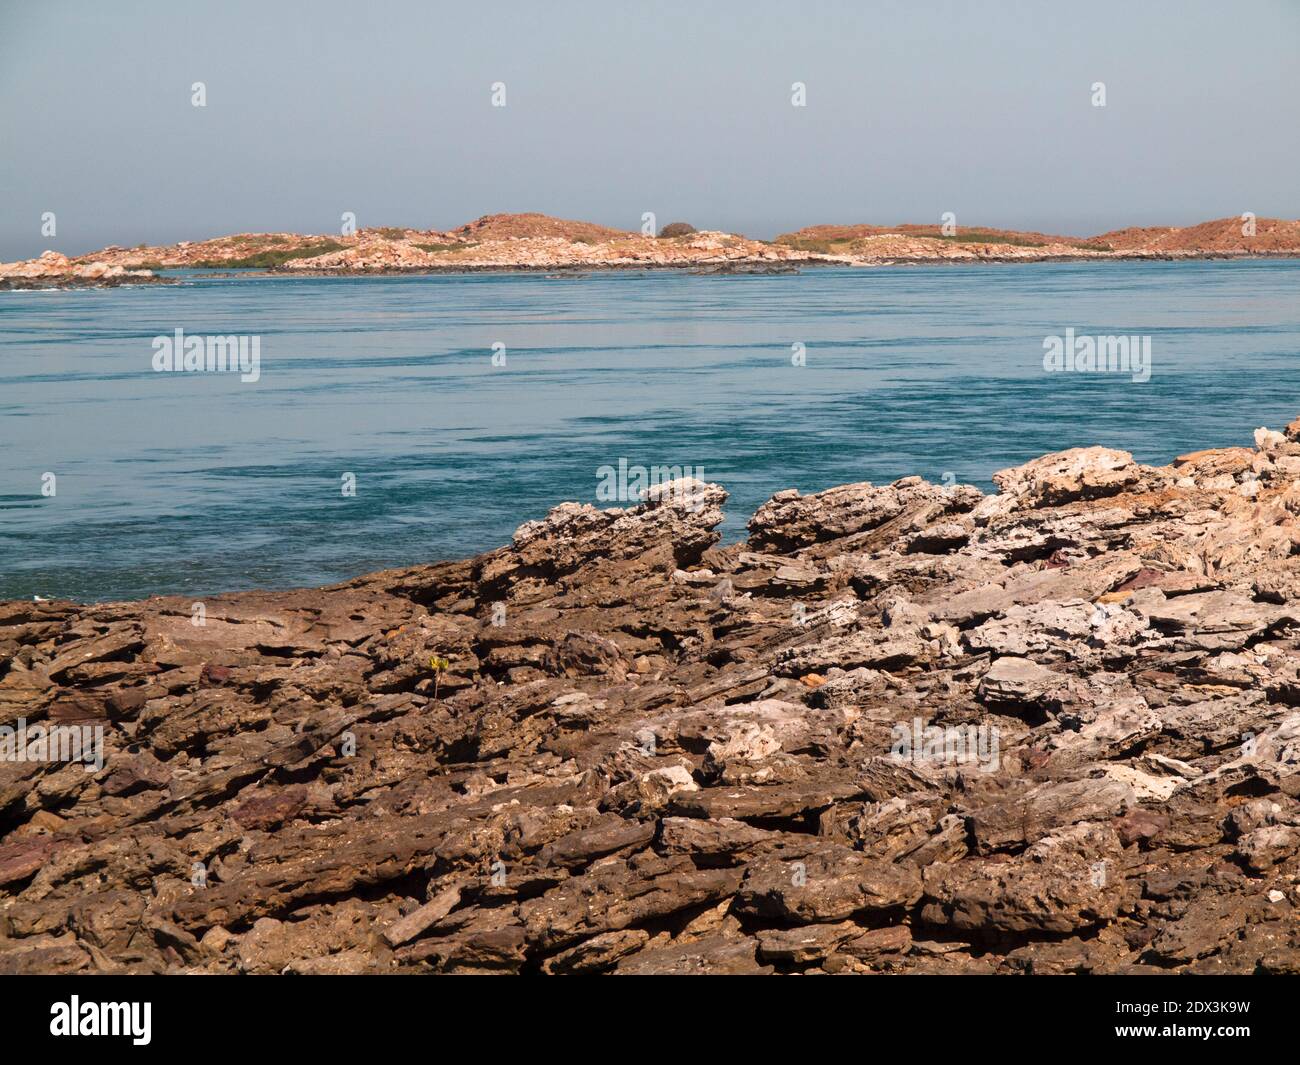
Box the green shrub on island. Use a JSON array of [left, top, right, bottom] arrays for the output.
[[192, 241, 347, 269], [658, 222, 697, 238], [775, 236, 845, 254], [414, 241, 479, 253], [930, 232, 1112, 252], [777, 232, 1112, 254]]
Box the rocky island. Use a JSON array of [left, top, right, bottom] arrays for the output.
[[4, 213, 1299, 288], [4, 418, 1300, 975], [0, 251, 167, 290]]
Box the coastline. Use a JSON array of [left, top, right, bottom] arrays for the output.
[[8, 249, 1300, 291], [274, 248, 1300, 275], [0, 274, 174, 291], [6, 416, 1300, 973], [5, 212, 1299, 290]]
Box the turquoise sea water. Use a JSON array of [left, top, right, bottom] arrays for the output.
[[2, 260, 1298, 602]]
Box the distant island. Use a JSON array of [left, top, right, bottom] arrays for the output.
[[4, 212, 1299, 288]]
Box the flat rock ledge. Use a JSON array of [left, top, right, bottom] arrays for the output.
[[7, 424, 1300, 975]]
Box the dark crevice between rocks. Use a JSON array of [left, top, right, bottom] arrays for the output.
[[1223, 775, 1278, 799], [757, 905, 912, 935], [0, 866, 43, 894], [733, 809, 828, 835], [472, 566, 552, 607], [908, 912, 1111, 955], [438, 736, 483, 766], [528, 896, 740, 973], [268, 762, 329, 787], [997, 538, 1079, 566], [252, 645, 324, 660], [216, 869, 442, 940]]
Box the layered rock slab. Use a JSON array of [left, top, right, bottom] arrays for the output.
[[6, 424, 1300, 974]]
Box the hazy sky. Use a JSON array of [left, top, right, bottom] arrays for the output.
[[2, 0, 1297, 258]]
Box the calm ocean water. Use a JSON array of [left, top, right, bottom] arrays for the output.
[[2, 260, 1298, 602]]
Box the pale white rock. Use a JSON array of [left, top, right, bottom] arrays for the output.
[[1255, 426, 1286, 452], [1094, 763, 1183, 801]]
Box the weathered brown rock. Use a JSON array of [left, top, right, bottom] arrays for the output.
[[5, 419, 1300, 974]]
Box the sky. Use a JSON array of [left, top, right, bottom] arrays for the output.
[[1, 0, 1298, 258]]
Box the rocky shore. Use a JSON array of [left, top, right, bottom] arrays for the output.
[[5, 420, 1300, 975], [0, 251, 168, 290], [4, 213, 1298, 288]]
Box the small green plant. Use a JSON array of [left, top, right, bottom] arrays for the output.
[[929, 230, 1046, 247], [774, 236, 846, 254], [429, 655, 451, 698], [926, 231, 1108, 251], [192, 241, 346, 269], [414, 241, 479, 253]]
